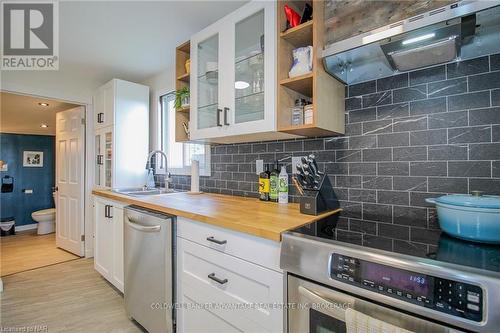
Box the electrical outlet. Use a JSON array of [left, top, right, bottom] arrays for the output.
[[256, 159, 264, 175], [291, 156, 305, 174]]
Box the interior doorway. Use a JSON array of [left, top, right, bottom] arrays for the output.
[[0, 92, 85, 276]]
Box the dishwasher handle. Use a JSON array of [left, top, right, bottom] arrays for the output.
[[126, 217, 161, 232]]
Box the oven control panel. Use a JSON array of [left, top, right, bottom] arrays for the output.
[[330, 253, 483, 322]]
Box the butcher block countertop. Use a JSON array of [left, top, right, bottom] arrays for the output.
[[92, 189, 341, 242]]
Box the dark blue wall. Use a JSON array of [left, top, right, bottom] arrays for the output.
[[0, 133, 55, 226]]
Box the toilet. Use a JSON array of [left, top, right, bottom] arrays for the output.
[[31, 192, 56, 235]]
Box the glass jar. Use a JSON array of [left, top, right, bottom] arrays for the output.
[[304, 103, 313, 124], [291, 98, 306, 126]]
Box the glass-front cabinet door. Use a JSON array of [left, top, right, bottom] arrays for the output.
[[233, 8, 265, 124], [190, 22, 225, 140], [226, 1, 276, 135], [190, 1, 275, 140], [95, 127, 113, 188]]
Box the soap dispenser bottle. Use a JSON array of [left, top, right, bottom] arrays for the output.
[[146, 169, 155, 189], [269, 162, 280, 202], [278, 165, 288, 204]]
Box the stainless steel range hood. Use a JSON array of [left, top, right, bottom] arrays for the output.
[[323, 1, 500, 85]]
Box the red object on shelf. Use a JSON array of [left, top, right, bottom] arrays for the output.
[[284, 4, 301, 29]]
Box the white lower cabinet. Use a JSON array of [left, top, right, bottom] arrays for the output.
[[176, 217, 284, 333], [94, 197, 124, 292]]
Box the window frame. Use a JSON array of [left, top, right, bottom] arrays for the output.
[[158, 91, 211, 176]]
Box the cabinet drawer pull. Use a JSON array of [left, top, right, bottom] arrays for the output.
[[216, 108, 223, 127], [208, 273, 228, 285], [223, 107, 229, 126], [206, 236, 227, 245]]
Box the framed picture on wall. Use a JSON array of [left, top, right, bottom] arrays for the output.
[[23, 151, 44, 167]]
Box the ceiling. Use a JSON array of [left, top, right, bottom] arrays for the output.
[[0, 92, 79, 135], [1, 1, 246, 103]]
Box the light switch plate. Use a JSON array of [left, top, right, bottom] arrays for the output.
[[256, 159, 264, 175], [291, 156, 305, 174]]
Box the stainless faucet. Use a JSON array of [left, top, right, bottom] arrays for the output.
[[145, 150, 171, 190]]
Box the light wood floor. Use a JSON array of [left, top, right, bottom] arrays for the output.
[[0, 258, 144, 332], [0, 231, 79, 276]]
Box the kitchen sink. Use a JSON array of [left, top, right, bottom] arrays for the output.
[[113, 188, 179, 197]]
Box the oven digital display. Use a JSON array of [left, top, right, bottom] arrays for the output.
[[361, 261, 432, 299]]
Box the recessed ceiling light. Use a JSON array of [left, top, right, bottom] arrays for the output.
[[38, 102, 49, 107], [40, 124, 48, 128]]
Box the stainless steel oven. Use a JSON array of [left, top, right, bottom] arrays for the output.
[[281, 230, 500, 333], [288, 275, 460, 333]]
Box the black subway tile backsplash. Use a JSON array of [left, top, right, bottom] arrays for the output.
[[377, 73, 408, 92], [377, 102, 409, 119], [393, 85, 427, 103], [409, 97, 446, 115], [362, 91, 393, 108], [427, 77, 467, 98], [492, 89, 500, 106], [171, 53, 500, 248], [447, 56, 489, 78], [447, 91, 490, 111], [468, 71, 500, 92], [428, 111, 468, 129], [428, 144, 468, 161], [410, 65, 445, 85]]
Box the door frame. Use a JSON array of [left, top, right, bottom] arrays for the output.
[[0, 89, 95, 258]]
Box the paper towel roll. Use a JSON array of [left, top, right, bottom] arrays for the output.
[[190, 159, 200, 193]]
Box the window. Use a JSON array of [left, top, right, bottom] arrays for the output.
[[158, 92, 211, 176]]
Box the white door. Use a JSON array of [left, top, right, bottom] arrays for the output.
[[56, 106, 85, 256]]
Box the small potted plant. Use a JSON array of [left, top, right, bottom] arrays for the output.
[[175, 87, 190, 110]]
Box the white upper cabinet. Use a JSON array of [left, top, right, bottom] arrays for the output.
[[93, 79, 149, 189], [190, 1, 280, 143]]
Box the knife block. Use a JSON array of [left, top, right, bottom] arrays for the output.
[[299, 174, 339, 215]]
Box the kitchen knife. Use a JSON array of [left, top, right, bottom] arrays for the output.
[[292, 176, 305, 195], [308, 154, 324, 175], [296, 163, 306, 176]]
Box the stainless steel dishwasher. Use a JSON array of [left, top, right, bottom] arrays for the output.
[[124, 205, 175, 333]]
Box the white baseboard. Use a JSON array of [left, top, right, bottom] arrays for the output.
[[15, 223, 37, 232]]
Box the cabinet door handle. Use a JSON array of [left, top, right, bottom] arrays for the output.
[[223, 107, 229, 126], [216, 108, 223, 127], [97, 155, 103, 165], [108, 206, 113, 219], [98, 112, 104, 123], [104, 205, 109, 218], [206, 236, 227, 245], [208, 273, 228, 285]]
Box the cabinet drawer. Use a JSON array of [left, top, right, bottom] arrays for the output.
[[177, 237, 284, 333], [177, 217, 281, 272]]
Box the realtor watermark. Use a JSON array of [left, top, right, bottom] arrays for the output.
[[1, 1, 59, 70]]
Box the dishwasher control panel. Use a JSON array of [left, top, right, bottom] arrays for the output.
[[330, 253, 483, 322]]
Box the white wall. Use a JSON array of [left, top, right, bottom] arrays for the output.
[[141, 65, 176, 151]]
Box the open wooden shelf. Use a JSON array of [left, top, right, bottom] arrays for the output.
[[176, 73, 190, 83], [276, 1, 345, 138], [280, 20, 313, 46], [279, 124, 342, 137], [175, 40, 191, 142], [279, 73, 313, 97]]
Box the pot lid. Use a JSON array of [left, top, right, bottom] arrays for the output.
[[435, 193, 500, 209]]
